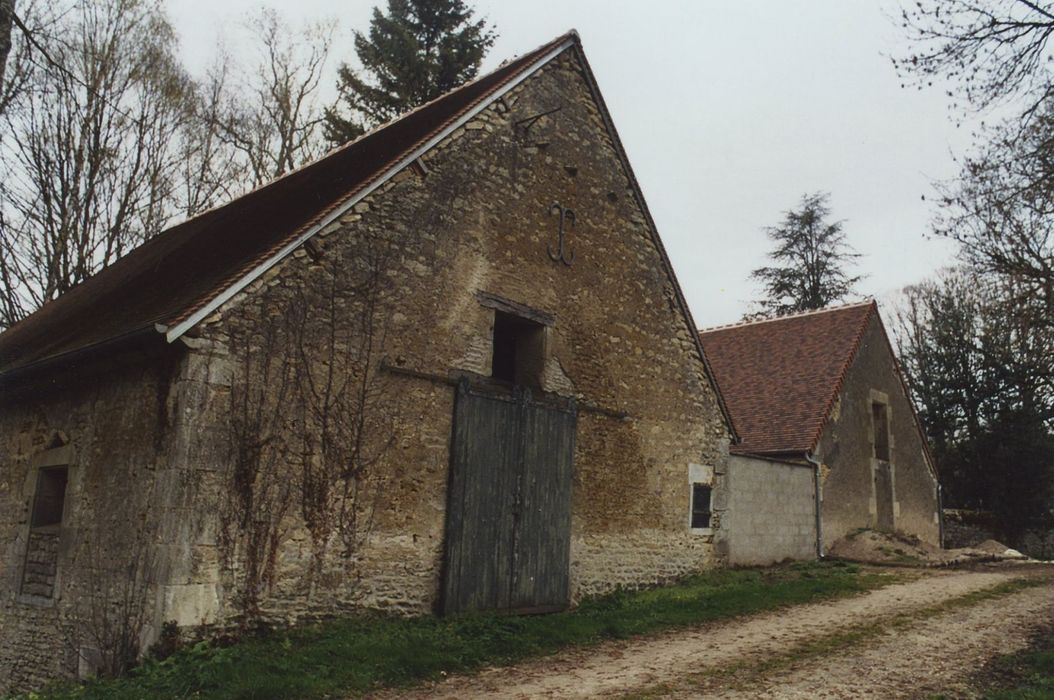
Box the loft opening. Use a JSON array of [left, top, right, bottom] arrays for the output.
[[872, 401, 890, 461], [491, 310, 545, 389]]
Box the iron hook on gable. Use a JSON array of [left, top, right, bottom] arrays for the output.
[[547, 202, 576, 266]]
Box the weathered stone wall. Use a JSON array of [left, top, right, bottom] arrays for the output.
[[942, 509, 998, 549], [1020, 528, 1054, 561], [0, 347, 188, 693], [818, 315, 940, 548], [942, 509, 1054, 560], [183, 46, 730, 623], [720, 455, 817, 565], [0, 45, 732, 692]]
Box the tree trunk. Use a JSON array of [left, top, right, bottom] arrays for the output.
[[0, 0, 13, 93]]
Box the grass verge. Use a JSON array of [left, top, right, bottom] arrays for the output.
[[5, 561, 893, 700]]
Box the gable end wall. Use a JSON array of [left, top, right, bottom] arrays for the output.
[[818, 315, 939, 546], [175, 49, 731, 625]]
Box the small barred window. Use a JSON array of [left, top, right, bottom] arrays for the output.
[[691, 483, 712, 529]]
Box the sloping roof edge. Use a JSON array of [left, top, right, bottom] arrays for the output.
[[869, 308, 940, 482], [567, 44, 738, 443], [698, 300, 876, 335], [163, 33, 578, 343], [793, 301, 937, 482], [698, 301, 878, 454], [802, 300, 878, 454]]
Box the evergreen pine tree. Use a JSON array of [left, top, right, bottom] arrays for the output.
[[750, 192, 863, 317], [324, 0, 496, 145]]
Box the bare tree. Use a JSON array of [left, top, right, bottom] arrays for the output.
[[290, 239, 395, 583], [0, 0, 13, 93], [0, 0, 42, 117], [0, 0, 194, 327], [75, 533, 157, 678], [62, 475, 160, 679], [212, 9, 334, 188], [0, 3, 339, 328], [177, 55, 247, 219], [222, 307, 298, 621], [892, 0, 1054, 123], [932, 109, 1054, 326], [892, 1, 1054, 329]]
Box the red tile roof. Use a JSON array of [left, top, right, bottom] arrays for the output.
[[0, 32, 577, 377], [698, 302, 877, 456]]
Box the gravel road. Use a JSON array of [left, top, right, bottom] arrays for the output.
[[372, 564, 1054, 699]]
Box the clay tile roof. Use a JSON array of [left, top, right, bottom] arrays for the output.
[[698, 301, 877, 456], [0, 31, 578, 377]]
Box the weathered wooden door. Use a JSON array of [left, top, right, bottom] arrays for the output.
[[874, 461, 895, 531], [442, 381, 576, 615]]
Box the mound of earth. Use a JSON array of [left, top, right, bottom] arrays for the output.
[[973, 539, 1028, 558], [828, 529, 1028, 566]]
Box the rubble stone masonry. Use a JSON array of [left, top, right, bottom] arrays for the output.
[[0, 47, 731, 692], [0, 348, 185, 692], [190, 49, 731, 617]]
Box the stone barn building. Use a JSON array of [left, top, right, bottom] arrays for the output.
[[698, 302, 940, 564], [0, 32, 735, 691]]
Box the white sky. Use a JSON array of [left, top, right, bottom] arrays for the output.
[[168, 0, 979, 327]]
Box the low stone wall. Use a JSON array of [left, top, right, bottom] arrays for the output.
[[721, 455, 817, 565], [942, 509, 1054, 560], [1020, 529, 1054, 561], [942, 509, 999, 549], [570, 530, 715, 600]]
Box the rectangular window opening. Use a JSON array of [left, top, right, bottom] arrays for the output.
[[691, 483, 712, 529], [491, 310, 545, 389], [872, 402, 890, 461], [31, 466, 68, 529]]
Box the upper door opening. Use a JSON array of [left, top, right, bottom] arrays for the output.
[[31, 466, 69, 529], [491, 311, 545, 389]]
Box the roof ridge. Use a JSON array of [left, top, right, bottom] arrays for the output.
[[151, 30, 581, 237], [162, 32, 577, 334], [698, 299, 876, 334], [0, 31, 579, 377]]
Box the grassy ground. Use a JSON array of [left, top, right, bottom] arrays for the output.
[[979, 628, 1054, 700], [6, 561, 893, 700]]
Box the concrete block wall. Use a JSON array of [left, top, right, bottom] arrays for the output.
[[721, 455, 816, 565]]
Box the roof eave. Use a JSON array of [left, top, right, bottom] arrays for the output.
[[0, 325, 161, 388]]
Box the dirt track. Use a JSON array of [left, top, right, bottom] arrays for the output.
[[373, 564, 1054, 699]]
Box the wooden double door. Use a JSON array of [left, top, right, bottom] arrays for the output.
[[442, 381, 577, 615]]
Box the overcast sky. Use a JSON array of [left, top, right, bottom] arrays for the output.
[[169, 0, 979, 327]]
